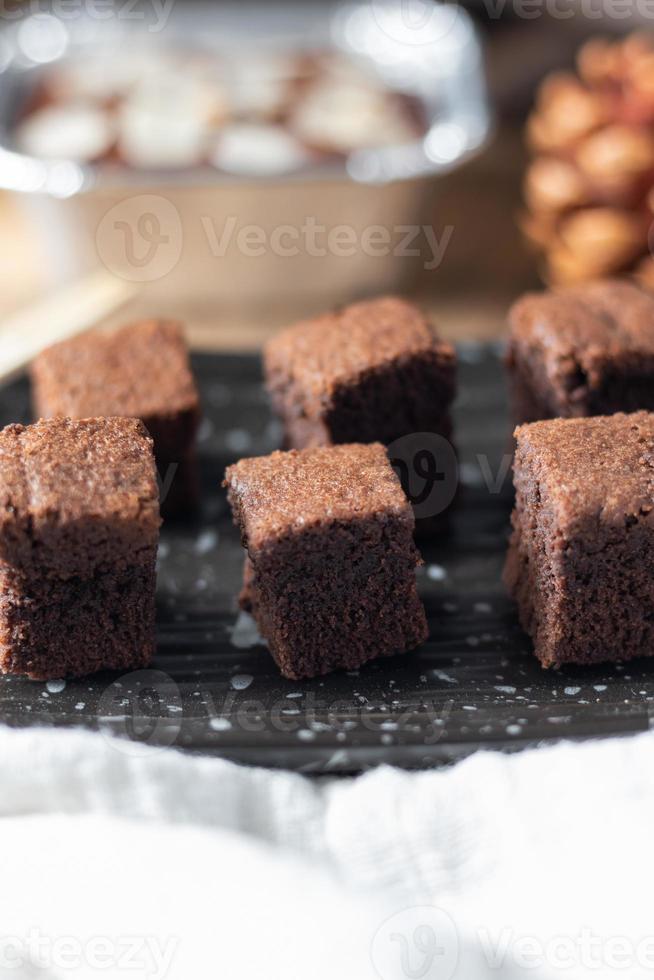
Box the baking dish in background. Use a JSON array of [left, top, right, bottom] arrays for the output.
[[0, 1, 491, 321]]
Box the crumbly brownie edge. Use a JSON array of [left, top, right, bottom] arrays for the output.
[[0, 418, 161, 577], [237, 514, 427, 679], [326, 349, 456, 446], [505, 340, 559, 425], [224, 444, 426, 677], [0, 559, 156, 680], [30, 321, 201, 467], [266, 345, 456, 449], [507, 287, 654, 423], [505, 418, 654, 667], [224, 443, 414, 554], [503, 449, 564, 667], [30, 320, 200, 419]]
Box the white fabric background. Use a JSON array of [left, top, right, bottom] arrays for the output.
[[0, 724, 653, 979]]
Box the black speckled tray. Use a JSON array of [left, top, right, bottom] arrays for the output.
[[1, 348, 653, 773]]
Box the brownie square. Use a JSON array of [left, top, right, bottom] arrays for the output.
[[507, 279, 654, 424], [0, 417, 160, 680], [504, 411, 654, 668], [264, 296, 456, 449], [30, 320, 200, 518], [224, 443, 428, 679]]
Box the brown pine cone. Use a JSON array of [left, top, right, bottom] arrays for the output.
[[523, 32, 654, 285]]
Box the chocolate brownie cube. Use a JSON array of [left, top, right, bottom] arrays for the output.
[[30, 320, 200, 518], [507, 279, 654, 424], [0, 417, 160, 680], [224, 443, 428, 679], [504, 411, 654, 668], [264, 296, 456, 449]]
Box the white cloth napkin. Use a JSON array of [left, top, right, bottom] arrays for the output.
[[1, 723, 653, 980]]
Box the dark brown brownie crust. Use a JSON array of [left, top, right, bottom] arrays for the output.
[[225, 443, 428, 679], [507, 279, 654, 424], [0, 562, 156, 679], [0, 417, 160, 575], [0, 417, 160, 680], [263, 296, 456, 449], [504, 411, 654, 668], [30, 320, 201, 516]]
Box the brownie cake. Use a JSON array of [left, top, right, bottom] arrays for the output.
[[504, 411, 654, 668], [507, 278, 654, 424], [224, 443, 428, 679], [263, 296, 456, 449], [0, 417, 160, 680], [30, 320, 200, 518]]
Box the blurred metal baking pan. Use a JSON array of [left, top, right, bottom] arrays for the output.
[[0, 1, 491, 313]]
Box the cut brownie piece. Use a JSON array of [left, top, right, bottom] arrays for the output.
[[0, 417, 160, 680], [30, 319, 200, 518], [264, 296, 456, 449], [224, 443, 428, 679], [504, 411, 654, 668], [507, 278, 654, 424]]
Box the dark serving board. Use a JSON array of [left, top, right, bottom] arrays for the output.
[[1, 348, 653, 773]]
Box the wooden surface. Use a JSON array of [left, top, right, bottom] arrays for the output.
[[0, 127, 540, 351]]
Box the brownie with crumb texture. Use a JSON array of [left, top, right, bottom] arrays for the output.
[[504, 411, 654, 668], [30, 320, 200, 517], [224, 442, 428, 679], [507, 279, 654, 424], [264, 296, 456, 449], [0, 417, 160, 680]]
